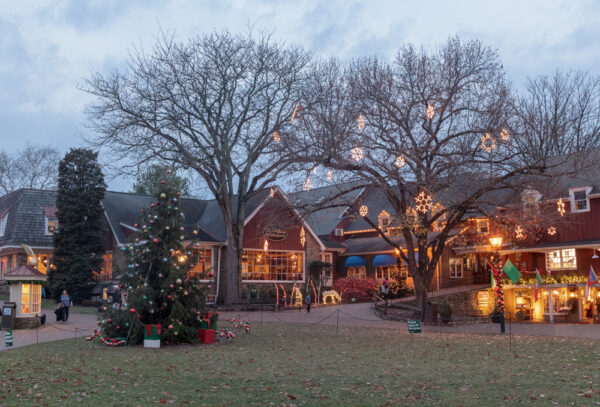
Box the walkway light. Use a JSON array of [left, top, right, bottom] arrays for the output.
[[489, 237, 503, 250]]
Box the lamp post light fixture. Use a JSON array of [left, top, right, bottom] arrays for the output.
[[489, 236, 506, 334]]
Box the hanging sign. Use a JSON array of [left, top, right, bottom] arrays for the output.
[[263, 225, 287, 241], [5, 330, 13, 347], [407, 320, 422, 333]]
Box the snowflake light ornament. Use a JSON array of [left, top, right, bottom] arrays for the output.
[[303, 177, 313, 191], [351, 147, 364, 162], [557, 198, 566, 216], [395, 155, 406, 168], [426, 104, 435, 119], [499, 128, 509, 141], [357, 114, 365, 131], [327, 171, 333, 181], [414, 191, 432, 214], [273, 131, 281, 142], [481, 133, 496, 153], [515, 225, 525, 240], [548, 226, 557, 236], [359, 205, 368, 217], [263, 240, 269, 251]]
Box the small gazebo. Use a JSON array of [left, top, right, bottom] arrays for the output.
[[5, 265, 47, 329]]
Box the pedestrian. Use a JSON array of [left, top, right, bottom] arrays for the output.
[[60, 289, 71, 323], [305, 293, 311, 313]]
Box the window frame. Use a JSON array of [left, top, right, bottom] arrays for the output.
[[569, 187, 592, 213], [241, 249, 305, 282], [449, 257, 464, 279], [45, 216, 58, 235], [476, 219, 489, 235], [546, 248, 577, 270]]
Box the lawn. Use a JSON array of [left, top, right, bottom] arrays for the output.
[[2, 323, 600, 406], [1, 294, 99, 316]]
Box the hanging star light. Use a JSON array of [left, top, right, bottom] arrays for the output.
[[414, 191, 433, 214], [557, 198, 566, 216], [395, 155, 406, 168], [327, 171, 333, 181], [499, 128, 510, 141], [515, 225, 525, 240], [480, 133, 496, 153], [273, 131, 281, 142], [357, 114, 365, 131], [263, 240, 269, 252], [351, 147, 364, 162], [359, 205, 368, 217], [426, 104, 435, 119], [303, 177, 313, 191], [300, 227, 306, 248], [548, 226, 557, 236]]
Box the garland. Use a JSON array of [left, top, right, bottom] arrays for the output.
[[5, 279, 47, 286]]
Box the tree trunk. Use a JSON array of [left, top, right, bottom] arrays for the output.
[[223, 226, 243, 305], [414, 276, 431, 321]]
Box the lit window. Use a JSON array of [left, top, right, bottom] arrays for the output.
[[569, 187, 591, 213], [347, 266, 366, 278], [547, 249, 577, 270], [449, 258, 463, 278], [189, 248, 213, 279], [95, 253, 113, 282], [45, 217, 58, 235], [0, 210, 7, 236], [241, 250, 304, 281], [20, 284, 41, 314]]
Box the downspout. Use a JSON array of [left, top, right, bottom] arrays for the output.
[[215, 245, 222, 304]]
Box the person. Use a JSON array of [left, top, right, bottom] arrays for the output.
[[54, 303, 65, 322], [60, 290, 71, 323], [305, 293, 311, 313]]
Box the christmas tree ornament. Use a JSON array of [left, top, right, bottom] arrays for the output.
[[160, 193, 167, 199], [176, 278, 182, 285]]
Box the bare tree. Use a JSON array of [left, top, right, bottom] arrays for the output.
[[84, 31, 312, 304], [0, 143, 60, 194], [290, 38, 597, 316]]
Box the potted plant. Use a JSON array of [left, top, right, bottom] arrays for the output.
[[439, 301, 452, 324]]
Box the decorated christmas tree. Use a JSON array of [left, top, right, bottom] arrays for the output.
[[99, 174, 212, 345]]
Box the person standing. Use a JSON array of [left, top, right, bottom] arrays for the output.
[[60, 290, 71, 322], [305, 293, 311, 313]]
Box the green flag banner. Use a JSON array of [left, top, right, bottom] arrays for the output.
[[503, 259, 522, 284]]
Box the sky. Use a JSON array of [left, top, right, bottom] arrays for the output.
[[1, 0, 599, 191]]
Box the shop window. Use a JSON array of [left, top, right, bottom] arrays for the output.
[[21, 284, 39, 314], [189, 248, 213, 279], [569, 187, 591, 213], [476, 219, 489, 235], [45, 216, 58, 235], [0, 210, 7, 236], [449, 258, 463, 278], [543, 288, 569, 314], [241, 250, 303, 281], [547, 248, 576, 270], [347, 266, 366, 279]]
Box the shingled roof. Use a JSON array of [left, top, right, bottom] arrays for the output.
[[5, 264, 47, 280]]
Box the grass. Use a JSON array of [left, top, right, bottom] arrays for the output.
[[2, 323, 600, 406], [1, 294, 99, 316]]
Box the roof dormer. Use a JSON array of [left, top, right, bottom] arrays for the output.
[[0, 209, 8, 237], [569, 186, 592, 213]]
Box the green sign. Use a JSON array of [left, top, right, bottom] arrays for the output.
[[5, 330, 13, 347], [407, 320, 422, 333]]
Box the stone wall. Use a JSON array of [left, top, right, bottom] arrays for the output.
[[431, 288, 495, 318], [14, 315, 42, 329]]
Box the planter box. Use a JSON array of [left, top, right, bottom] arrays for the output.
[[198, 328, 215, 344]]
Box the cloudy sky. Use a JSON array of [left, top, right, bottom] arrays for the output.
[[1, 0, 599, 190]]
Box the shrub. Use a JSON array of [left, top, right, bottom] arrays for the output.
[[333, 277, 378, 300]]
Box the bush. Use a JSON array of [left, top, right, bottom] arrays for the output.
[[333, 277, 378, 301]]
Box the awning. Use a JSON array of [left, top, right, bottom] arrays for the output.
[[344, 256, 367, 267], [372, 254, 397, 267]]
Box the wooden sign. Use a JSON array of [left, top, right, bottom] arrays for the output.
[[263, 225, 288, 241], [5, 330, 13, 347], [407, 320, 421, 333]]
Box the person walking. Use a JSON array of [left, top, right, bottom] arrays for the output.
[[305, 293, 311, 313], [60, 290, 71, 322]]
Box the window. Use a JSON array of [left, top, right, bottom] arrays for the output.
[[449, 258, 463, 278], [99, 253, 113, 281], [45, 217, 58, 235], [241, 250, 303, 281], [547, 249, 576, 270], [320, 253, 333, 265], [189, 248, 213, 279], [476, 219, 489, 235], [569, 187, 591, 213], [0, 210, 7, 236], [347, 266, 366, 278], [20, 284, 40, 314]]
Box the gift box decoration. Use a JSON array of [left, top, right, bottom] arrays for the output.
[[144, 323, 162, 348]]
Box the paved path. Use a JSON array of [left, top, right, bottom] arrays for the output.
[[0, 308, 98, 351]]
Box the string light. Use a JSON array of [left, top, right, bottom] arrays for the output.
[[395, 155, 405, 168], [359, 205, 368, 217], [263, 240, 269, 251], [357, 114, 365, 131], [300, 227, 306, 248], [414, 191, 432, 214], [291, 102, 300, 122], [500, 128, 509, 141], [548, 226, 557, 236], [273, 131, 280, 142], [481, 133, 496, 153], [351, 147, 364, 162], [312, 166, 317, 174], [303, 177, 313, 191], [426, 104, 435, 119], [515, 225, 525, 240], [557, 198, 566, 216], [270, 188, 274, 198], [327, 171, 333, 181]]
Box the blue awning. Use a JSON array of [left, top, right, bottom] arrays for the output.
[[345, 256, 367, 267], [372, 254, 397, 267]]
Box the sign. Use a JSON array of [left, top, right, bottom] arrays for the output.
[[3, 307, 11, 316], [407, 320, 422, 333], [477, 291, 489, 307], [263, 225, 287, 241], [5, 330, 12, 347]]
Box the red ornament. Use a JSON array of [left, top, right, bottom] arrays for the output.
[[151, 203, 155, 208], [169, 284, 174, 288], [177, 192, 181, 196], [107, 318, 112, 323], [116, 326, 120, 330], [134, 223, 138, 227], [161, 180, 165, 184], [209, 272, 214, 277], [129, 308, 136, 314], [167, 295, 173, 300], [153, 238, 159, 243]]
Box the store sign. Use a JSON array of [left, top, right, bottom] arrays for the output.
[[407, 320, 421, 333], [263, 225, 287, 241], [5, 330, 13, 347], [477, 291, 489, 307]]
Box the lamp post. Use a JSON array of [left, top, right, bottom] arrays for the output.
[[489, 237, 505, 334]]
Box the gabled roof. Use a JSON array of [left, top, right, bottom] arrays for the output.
[[5, 264, 47, 280], [0, 189, 58, 248]]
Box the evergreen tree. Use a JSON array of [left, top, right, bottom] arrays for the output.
[[132, 164, 190, 197], [49, 148, 106, 303], [101, 176, 210, 345]]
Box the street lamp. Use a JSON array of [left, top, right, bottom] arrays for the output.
[[489, 236, 505, 334]]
